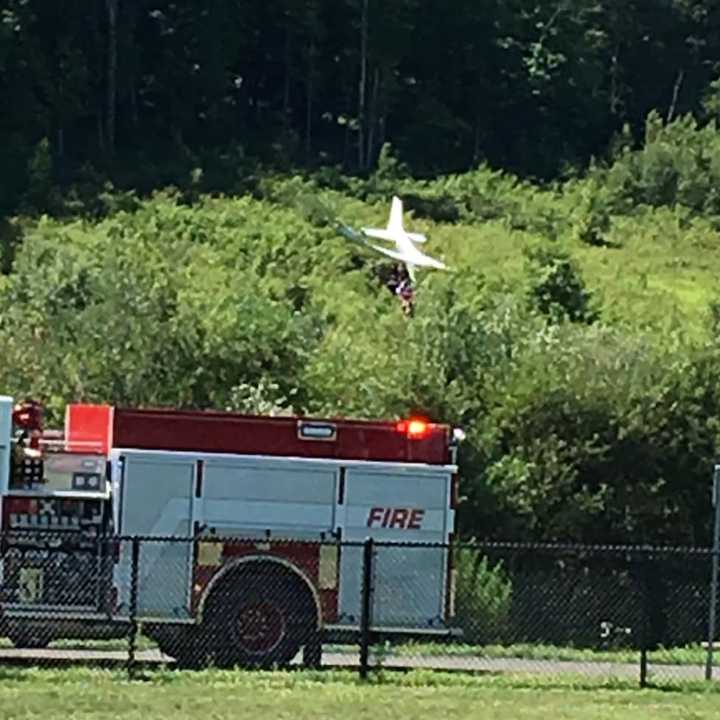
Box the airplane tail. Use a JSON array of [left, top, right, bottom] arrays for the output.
[[388, 196, 404, 232]]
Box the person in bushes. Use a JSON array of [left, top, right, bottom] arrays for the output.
[[385, 263, 415, 318], [396, 275, 415, 318]]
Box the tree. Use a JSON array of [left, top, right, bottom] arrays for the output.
[[525, 245, 599, 324], [106, 0, 118, 158]]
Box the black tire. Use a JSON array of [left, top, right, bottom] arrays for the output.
[[203, 565, 318, 669]]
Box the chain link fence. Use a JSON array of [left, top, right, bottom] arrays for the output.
[[367, 541, 717, 685], [0, 532, 718, 685]]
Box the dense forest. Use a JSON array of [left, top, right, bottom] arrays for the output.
[[3, 1, 720, 547], [3, 0, 720, 213]]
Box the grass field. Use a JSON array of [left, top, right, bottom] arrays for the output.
[[0, 668, 719, 720], [392, 642, 716, 667]]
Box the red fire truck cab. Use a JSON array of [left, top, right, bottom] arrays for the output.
[[0, 396, 460, 666]]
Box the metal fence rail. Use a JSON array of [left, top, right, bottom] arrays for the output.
[[0, 532, 718, 685]]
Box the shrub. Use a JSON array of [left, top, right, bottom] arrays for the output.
[[0, 218, 21, 274], [570, 180, 612, 247], [453, 549, 512, 644], [598, 111, 720, 220], [525, 245, 599, 324]]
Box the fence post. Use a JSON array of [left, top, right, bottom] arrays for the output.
[[636, 555, 649, 688], [359, 538, 375, 680], [127, 536, 141, 680], [705, 466, 720, 680], [639, 577, 647, 687]]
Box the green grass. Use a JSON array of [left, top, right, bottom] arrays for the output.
[[50, 635, 157, 651], [0, 635, 157, 652], [391, 642, 717, 667], [0, 668, 719, 720]]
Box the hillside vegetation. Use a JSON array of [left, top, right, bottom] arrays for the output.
[[3, 114, 720, 546]]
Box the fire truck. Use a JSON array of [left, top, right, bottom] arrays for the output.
[[0, 396, 460, 667]]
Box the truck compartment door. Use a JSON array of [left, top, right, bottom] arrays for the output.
[[198, 458, 337, 538], [337, 467, 451, 628], [115, 453, 195, 620]]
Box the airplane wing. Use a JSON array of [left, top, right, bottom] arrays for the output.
[[414, 249, 447, 270], [369, 242, 446, 272], [362, 227, 427, 246], [367, 243, 410, 263], [406, 232, 427, 244]]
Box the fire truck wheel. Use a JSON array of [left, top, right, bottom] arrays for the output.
[[203, 565, 318, 669], [7, 629, 50, 649]]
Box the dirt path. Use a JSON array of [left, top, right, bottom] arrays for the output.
[[0, 646, 712, 682]]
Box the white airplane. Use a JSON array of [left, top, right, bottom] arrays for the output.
[[358, 196, 447, 281]]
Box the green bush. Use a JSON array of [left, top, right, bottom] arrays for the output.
[[453, 549, 512, 644], [0, 218, 21, 274], [0, 194, 328, 422], [597, 111, 720, 220], [570, 180, 612, 247], [524, 245, 599, 324]]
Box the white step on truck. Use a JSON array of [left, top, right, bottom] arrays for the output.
[[0, 396, 460, 666]]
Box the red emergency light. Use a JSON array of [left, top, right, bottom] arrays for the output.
[[396, 417, 430, 439]]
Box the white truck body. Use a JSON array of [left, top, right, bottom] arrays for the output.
[[111, 448, 456, 630]]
